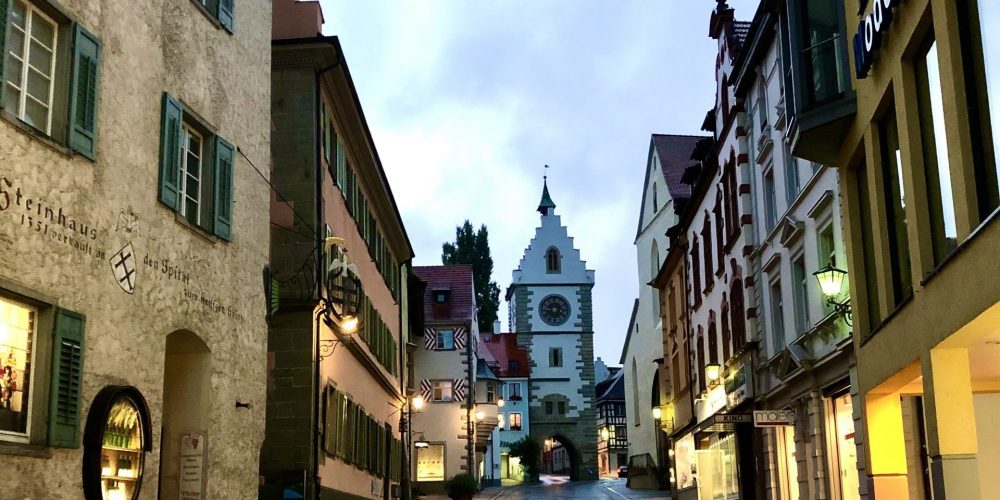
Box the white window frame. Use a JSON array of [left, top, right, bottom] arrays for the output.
[[509, 412, 522, 431], [179, 124, 204, 225], [509, 382, 521, 400], [486, 384, 495, 403], [435, 330, 455, 350], [5, 0, 59, 135], [791, 253, 809, 334], [431, 380, 453, 402], [763, 164, 778, 232], [769, 275, 785, 354], [0, 296, 39, 443]]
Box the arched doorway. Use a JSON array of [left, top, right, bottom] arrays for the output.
[[541, 434, 580, 481], [158, 330, 211, 499]]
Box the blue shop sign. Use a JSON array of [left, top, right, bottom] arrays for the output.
[[853, 0, 903, 79]]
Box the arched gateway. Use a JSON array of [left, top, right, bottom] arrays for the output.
[[509, 178, 599, 481]]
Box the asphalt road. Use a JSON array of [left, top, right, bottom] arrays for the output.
[[480, 476, 670, 500]]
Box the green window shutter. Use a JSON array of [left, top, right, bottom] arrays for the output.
[[68, 24, 101, 160], [218, 0, 234, 32], [336, 138, 346, 195], [49, 308, 86, 448], [337, 392, 347, 458], [158, 93, 183, 211], [321, 107, 330, 165], [213, 136, 235, 240]]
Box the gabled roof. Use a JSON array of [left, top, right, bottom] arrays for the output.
[[412, 265, 476, 323], [596, 370, 625, 401], [476, 358, 500, 380], [635, 135, 708, 240], [480, 332, 530, 378], [618, 299, 641, 365]]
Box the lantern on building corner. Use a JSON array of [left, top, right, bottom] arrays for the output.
[[813, 265, 852, 324]]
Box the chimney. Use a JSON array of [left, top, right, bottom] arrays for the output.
[[493, 320, 502, 333], [273, 0, 325, 41]]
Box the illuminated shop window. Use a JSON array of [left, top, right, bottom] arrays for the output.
[[416, 444, 445, 481], [0, 296, 35, 441], [100, 396, 146, 499]]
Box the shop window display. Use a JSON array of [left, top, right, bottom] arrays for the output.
[[416, 444, 445, 481], [83, 386, 151, 500], [0, 296, 35, 440]]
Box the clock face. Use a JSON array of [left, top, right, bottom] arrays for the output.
[[539, 295, 571, 326]]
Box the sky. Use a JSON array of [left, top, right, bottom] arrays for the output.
[[319, 0, 761, 364]]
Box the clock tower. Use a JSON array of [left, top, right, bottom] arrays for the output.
[[507, 177, 598, 479]]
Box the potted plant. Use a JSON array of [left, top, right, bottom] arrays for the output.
[[444, 473, 478, 500]]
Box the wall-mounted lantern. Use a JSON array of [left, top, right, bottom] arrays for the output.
[[813, 265, 852, 324], [705, 363, 721, 386]]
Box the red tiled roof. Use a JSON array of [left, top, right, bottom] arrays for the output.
[[480, 332, 530, 378], [413, 265, 476, 323]]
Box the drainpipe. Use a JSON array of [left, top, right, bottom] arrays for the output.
[[313, 50, 342, 500], [399, 259, 413, 500]]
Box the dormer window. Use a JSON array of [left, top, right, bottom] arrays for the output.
[[545, 247, 561, 274], [508, 360, 519, 371], [434, 291, 449, 304]]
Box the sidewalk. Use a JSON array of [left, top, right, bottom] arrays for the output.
[[418, 482, 513, 500]]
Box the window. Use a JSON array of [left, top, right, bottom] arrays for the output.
[[690, 238, 702, 298], [855, 161, 881, 334], [731, 279, 746, 352], [189, 0, 234, 31], [714, 194, 725, 270], [487, 384, 495, 403], [498, 413, 505, 431], [769, 277, 785, 353], [916, 39, 958, 263], [434, 291, 447, 304], [879, 103, 912, 306], [818, 225, 837, 316], [784, 147, 801, 204], [416, 444, 445, 481], [545, 401, 553, 415], [965, 0, 1000, 219], [696, 329, 706, 392], [546, 247, 561, 274], [557, 401, 566, 415], [509, 412, 522, 431], [435, 330, 455, 350], [757, 76, 769, 130], [0, 296, 36, 440], [2, 1, 101, 158], [432, 380, 453, 402], [549, 348, 562, 367], [508, 382, 522, 400], [702, 216, 713, 286], [792, 255, 809, 333], [651, 240, 661, 318], [508, 360, 519, 372], [158, 93, 235, 240], [799, 0, 846, 105], [764, 166, 778, 232]]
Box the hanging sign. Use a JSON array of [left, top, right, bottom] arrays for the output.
[[180, 433, 207, 500], [853, 0, 903, 78], [754, 409, 797, 427]]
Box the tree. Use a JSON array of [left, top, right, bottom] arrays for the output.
[[442, 220, 502, 333], [507, 436, 541, 481]]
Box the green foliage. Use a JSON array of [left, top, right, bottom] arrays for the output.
[[442, 220, 502, 333], [507, 435, 542, 477], [444, 473, 479, 499]]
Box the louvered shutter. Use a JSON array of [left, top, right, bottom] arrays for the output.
[[213, 136, 235, 240], [336, 137, 346, 195], [49, 308, 85, 448], [158, 93, 183, 211], [452, 378, 466, 402], [68, 24, 101, 160], [454, 328, 466, 350], [419, 379, 432, 401], [324, 385, 338, 454], [424, 328, 436, 350], [0, 0, 8, 103], [336, 392, 347, 458], [218, 0, 234, 32]]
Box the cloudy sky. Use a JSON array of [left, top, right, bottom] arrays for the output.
[[319, 0, 760, 364]]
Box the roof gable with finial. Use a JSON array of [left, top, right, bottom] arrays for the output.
[[538, 165, 556, 214]]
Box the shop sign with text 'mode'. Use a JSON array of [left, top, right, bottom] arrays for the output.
[[854, 0, 902, 79], [754, 409, 797, 427]]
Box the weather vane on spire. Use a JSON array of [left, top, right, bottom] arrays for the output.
[[538, 165, 556, 215], [544, 164, 549, 182]]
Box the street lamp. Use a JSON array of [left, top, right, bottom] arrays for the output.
[[475, 410, 485, 422], [414, 441, 430, 449], [497, 398, 505, 408], [652, 407, 662, 420], [411, 395, 425, 412], [705, 364, 721, 386], [813, 265, 852, 324]]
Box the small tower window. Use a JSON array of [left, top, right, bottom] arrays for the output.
[[546, 247, 561, 274], [653, 183, 659, 212]]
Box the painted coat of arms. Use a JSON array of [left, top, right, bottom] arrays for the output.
[[110, 243, 137, 294]]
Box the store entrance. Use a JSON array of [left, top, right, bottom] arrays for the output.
[[158, 330, 211, 499]]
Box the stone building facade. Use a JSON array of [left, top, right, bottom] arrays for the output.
[[506, 180, 598, 480], [260, 1, 414, 498], [0, 0, 271, 498]]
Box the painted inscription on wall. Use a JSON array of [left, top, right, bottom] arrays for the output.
[[0, 175, 244, 322]]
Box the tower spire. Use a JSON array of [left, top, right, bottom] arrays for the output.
[[538, 165, 556, 215]]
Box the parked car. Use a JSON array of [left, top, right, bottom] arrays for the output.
[[617, 465, 629, 478]]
